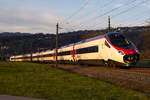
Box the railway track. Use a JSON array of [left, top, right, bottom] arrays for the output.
[[50, 64, 150, 94]]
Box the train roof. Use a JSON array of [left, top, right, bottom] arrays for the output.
[[60, 34, 105, 49], [60, 32, 122, 49], [105, 32, 121, 36], [79, 32, 122, 43]]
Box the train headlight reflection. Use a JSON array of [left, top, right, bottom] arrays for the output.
[[135, 48, 139, 53], [118, 51, 124, 55]]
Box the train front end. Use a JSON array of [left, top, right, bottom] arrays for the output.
[[106, 32, 140, 66]]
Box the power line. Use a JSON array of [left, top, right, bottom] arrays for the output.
[[76, 0, 116, 22], [60, 0, 150, 33], [127, 16, 150, 26], [110, 0, 150, 28], [89, 0, 149, 30], [59, 0, 94, 33], [66, 0, 117, 31], [62, 0, 132, 32], [111, 0, 149, 19], [84, 0, 137, 24], [75, 0, 137, 31], [64, 0, 93, 21], [114, 10, 150, 27]]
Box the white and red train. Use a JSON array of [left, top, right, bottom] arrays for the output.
[[10, 32, 140, 67]]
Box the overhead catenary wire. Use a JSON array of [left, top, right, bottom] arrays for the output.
[[126, 16, 150, 27], [60, 0, 150, 33], [82, 0, 137, 24], [61, 0, 134, 32], [64, 0, 117, 32], [114, 10, 150, 28], [88, 0, 149, 30], [59, 0, 94, 33], [74, 0, 138, 31], [64, 0, 94, 22], [117, 10, 149, 22], [110, 0, 150, 28], [75, 0, 116, 21], [111, 0, 150, 19]]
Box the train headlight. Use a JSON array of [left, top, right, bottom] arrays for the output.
[[118, 51, 124, 55], [135, 48, 139, 53]]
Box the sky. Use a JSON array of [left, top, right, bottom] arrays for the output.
[[0, 0, 150, 33]]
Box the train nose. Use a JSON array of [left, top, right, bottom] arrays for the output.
[[123, 54, 139, 65]]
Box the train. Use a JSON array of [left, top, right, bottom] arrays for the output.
[[10, 32, 140, 67]]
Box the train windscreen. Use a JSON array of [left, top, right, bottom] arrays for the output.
[[107, 33, 132, 49]]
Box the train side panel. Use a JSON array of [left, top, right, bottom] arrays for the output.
[[100, 38, 124, 63], [74, 39, 101, 61], [57, 46, 74, 62], [40, 50, 55, 62]]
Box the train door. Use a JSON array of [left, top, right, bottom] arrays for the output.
[[40, 54, 44, 62], [101, 40, 111, 61], [71, 45, 77, 62]]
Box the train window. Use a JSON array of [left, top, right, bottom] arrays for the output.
[[105, 41, 110, 48], [17, 57, 23, 59], [30, 46, 98, 58], [58, 51, 70, 56], [43, 54, 53, 57], [31, 54, 53, 58], [107, 33, 132, 49], [32, 55, 36, 58], [76, 46, 98, 54]]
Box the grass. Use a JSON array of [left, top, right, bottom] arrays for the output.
[[0, 62, 149, 100]]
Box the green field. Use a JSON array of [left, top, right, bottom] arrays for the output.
[[0, 62, 149, 100]]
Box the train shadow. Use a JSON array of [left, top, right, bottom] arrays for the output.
[[131, 65, 150, 68], [133, 59, 150, 68], [59, 67, 80, 72]]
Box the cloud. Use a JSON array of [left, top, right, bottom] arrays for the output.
[[0, 6, 60, 33], [115, 3, 124, 8]]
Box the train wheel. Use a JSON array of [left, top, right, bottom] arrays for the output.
[[104, 60, 116, 67], [109, 61, 116, 67], [104, 61, 109, 67]]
